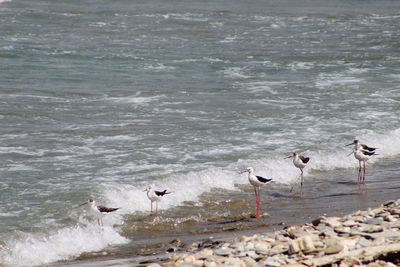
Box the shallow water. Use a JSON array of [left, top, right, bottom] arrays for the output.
[[1, 0, 400, 265], [48, 156, 400, 266]]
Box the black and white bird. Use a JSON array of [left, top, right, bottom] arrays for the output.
[[346, 140, 378, 183], [144, 185, 171, 222], [349, 148, 378, 183], [285, 152, 310, 196], [239, 167, 272, 219], [345, 139, 377, 152], [78, 196, 119, 226]]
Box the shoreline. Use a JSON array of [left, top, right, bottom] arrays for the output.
[[164, 198, 400, 267], [47, 158, 400, 267]]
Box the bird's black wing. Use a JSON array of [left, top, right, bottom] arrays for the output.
[[97, 206, 119, 213], [361, 144, 377, 151], [256, 176, 273, 184], [299, 156, 310, 164], [362, 150, 376, 156], [155, 189, 170, 196]]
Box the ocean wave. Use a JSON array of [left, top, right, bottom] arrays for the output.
[[143, 63, 175, 71], [102, 127, 400, 214], [105, 94, 166, 105], [219, 67, 251, 79], [84, 135, 140, 146], [1, 223, 128, 267], [1, 128, 400, 266], [316, 72, 363, 88]]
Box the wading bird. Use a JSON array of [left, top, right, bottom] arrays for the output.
[[144, 185, 171, 222], [349, 148, 377, 183], [77, 196, 119, 226], [239, 167, 272, 219], [346, 140, 378, 183], [285, 153, 310, 196]]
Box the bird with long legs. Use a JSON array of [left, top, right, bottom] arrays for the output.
[[285, 153, 310, 196], [239, 167, 272, 220], [77, 196, 119, 226], [144, 185, 171, 222], [346, 140, 378, 184], [348, 148, 377, 184]]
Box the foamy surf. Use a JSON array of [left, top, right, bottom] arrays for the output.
[[103, 127, 400, 215], [1, 127, 399, 267], [1, 224, 128, 267]]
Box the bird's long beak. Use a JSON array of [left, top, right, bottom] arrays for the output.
[[284, 155, 292, 159], [76, 202, 87, 208], [238, 170, 247, 174], [345, 142, 354, 147]]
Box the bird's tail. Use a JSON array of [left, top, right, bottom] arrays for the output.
[[163, 189, 172, 195]]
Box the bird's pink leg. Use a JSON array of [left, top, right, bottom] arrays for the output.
[[150, 201, 153, 218], [256, 188, 261, 219], [155, 202, 159, 223], [358, 161, 362, 184], [300, 169, 304, 197], [254, 187, 258, 219], [363, 161, 366, 183], [265, 187, 268, 211], [254, 188, 257, 216]]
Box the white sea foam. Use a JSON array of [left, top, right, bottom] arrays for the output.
[[106, 95, 166, 105], [103, 127, 400, 214], [161, 13, 208, 22], [84, 135, 139, 145], [220, 67, 251, 79], [242, 81, 280, 94], [288, 62, 315, 70], [389, 74, 400, 80], [103, 167, 244, 213], [0, 0, 11, 4], [1, 224, 128, 267], [316, 73, 363, 88], [7, 164, 37, 172], [0, 147, 47, 157], [219, 35, 239, 43], [143, 63, 175, 71]]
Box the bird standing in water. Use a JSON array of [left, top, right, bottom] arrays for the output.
[[144, 185, 171, 222], [346, 140, 378, 184], [240, 167, 273, 219], [285, 153, 310, 196], [78, 196, 119, 226]]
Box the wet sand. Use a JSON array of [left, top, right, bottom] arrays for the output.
[[48, 157, 400, 267]]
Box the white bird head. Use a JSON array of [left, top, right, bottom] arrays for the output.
[[143, 184, 152, 192], [239, 166, 254, 174], [285, 152, 297, 159], [345, 139, 358, 147], [77, 195, 96, 208]]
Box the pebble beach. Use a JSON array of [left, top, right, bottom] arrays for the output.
[[160, 199, 400, 267]]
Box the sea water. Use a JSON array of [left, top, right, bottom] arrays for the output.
[[1, 0, 400, 265]]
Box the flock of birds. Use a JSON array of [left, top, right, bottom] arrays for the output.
[[78, 139, 378, 223]]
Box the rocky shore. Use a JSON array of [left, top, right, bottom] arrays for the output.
[[153, 199, 400, 267]]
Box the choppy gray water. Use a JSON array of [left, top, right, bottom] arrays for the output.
[[1, 0, 400, 265]]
